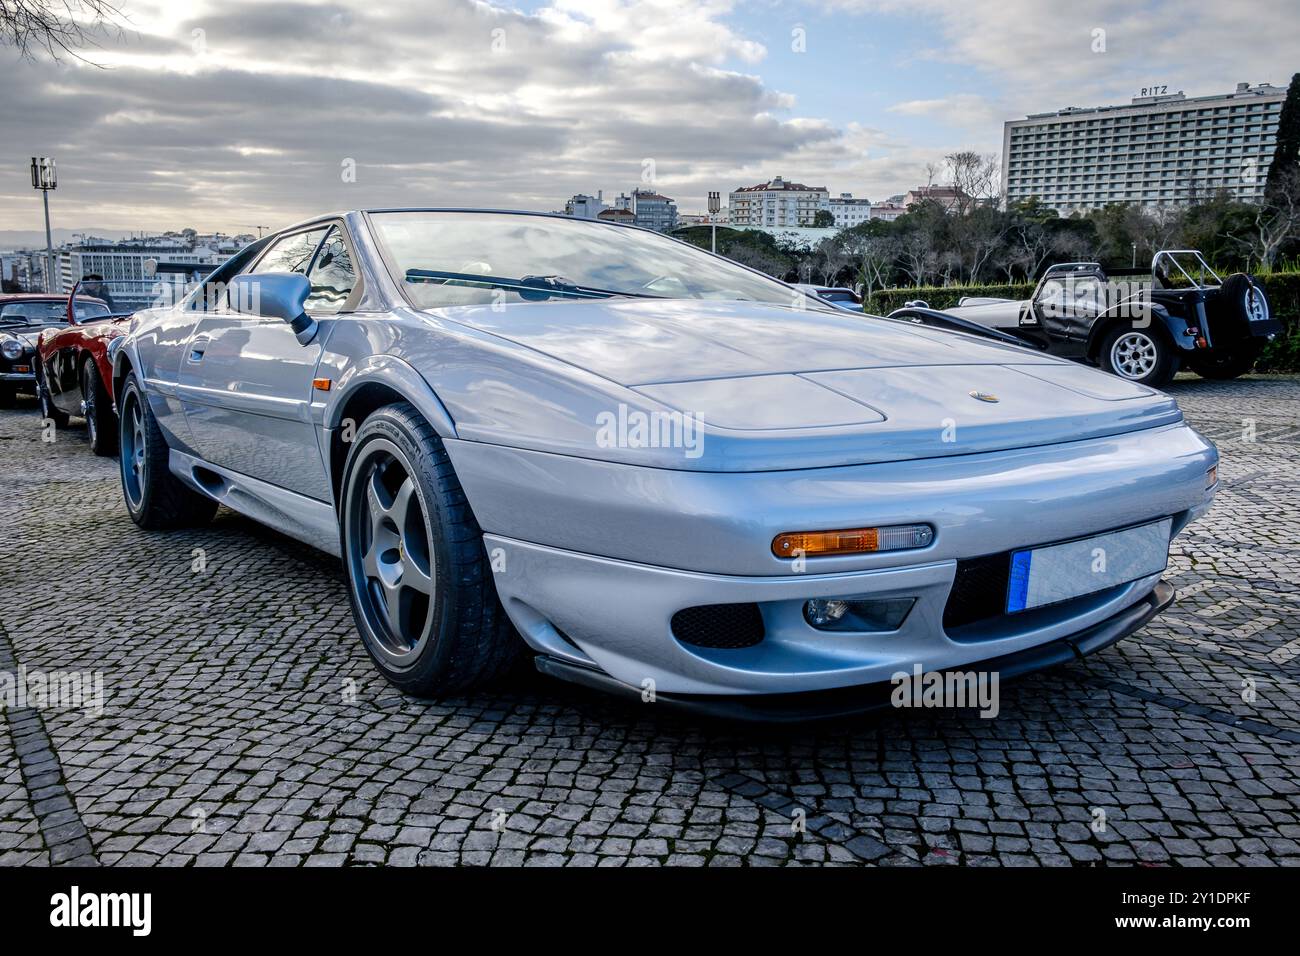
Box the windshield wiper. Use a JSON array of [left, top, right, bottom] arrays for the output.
[[404, 269, 662, 300]]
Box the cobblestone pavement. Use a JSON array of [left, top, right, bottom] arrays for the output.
[[1, 374, 1298, 867]]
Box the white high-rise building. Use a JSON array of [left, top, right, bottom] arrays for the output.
[[1002, 82, 1287, 214]]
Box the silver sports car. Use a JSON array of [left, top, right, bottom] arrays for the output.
[[112, 209, 1218, 718]]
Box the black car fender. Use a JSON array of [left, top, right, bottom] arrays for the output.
[[1085, 303, 1194, 359], [885, 307, 1047, 351]]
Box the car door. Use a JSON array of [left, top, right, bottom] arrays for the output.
[[1032, 273, 1103, 348], [177, 224, 358, 502]]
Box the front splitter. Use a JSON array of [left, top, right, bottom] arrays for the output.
[[533, 581, 1175, 723]]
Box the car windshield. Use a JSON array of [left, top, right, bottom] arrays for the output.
[[370, 211, 817, 310], [0, 299, 109, 326]]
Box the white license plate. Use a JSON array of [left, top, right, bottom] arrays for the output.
[[1006, 518, 1171, 613]]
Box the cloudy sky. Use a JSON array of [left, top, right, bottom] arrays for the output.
[[1, 0, 1296, 237]]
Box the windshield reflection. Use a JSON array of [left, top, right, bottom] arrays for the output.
[[371, 212, 822, 312]]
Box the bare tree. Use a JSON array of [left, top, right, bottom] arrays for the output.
[[896, 229, 937, 287], [1138, 204, 1187, 260], [724, 244, 789, 279], [1, 0, 124, 63], [813, 237, 849, 285], [1003, 221, 1054, 280], [1055, 230, 1099, 264], [945, 151, 1000, 216], [1233, 166, 1300, 269], [843, 233, 894, 297]]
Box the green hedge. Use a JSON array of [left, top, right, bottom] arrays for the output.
[[863, 273, 1300, 372], [1257, 273, 1300, 372]]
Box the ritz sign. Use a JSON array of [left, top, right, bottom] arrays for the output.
[[1139, 85, 1169, 96]]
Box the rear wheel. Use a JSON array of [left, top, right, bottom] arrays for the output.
[[1099, 325, 1177, 387], [36, 362, 69, 427], [118, 373, 218, 529], [340, 402, 520, 696], [82, 360, 118, 456]]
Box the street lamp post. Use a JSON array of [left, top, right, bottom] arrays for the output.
[[708, 191, 721, 254], [31, 158, 58, 294]]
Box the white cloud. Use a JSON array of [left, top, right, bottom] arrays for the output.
[[887, 93, 1006, 132], [0, 0, 827, 228]]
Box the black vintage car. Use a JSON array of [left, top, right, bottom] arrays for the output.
[[889, 250, 1282, 387]]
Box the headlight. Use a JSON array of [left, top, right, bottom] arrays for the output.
[[1, 338, 23, 361]]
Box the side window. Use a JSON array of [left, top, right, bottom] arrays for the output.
[[251, 228, 328, 276], [306, 227, 357, 314]]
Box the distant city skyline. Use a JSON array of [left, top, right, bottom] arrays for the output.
[[2, 0, 1295, 234]]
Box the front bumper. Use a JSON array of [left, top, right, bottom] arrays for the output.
[[0, 371, 36, 384], [536, 581, 1175, 722], [456, 421, 1215, 698]]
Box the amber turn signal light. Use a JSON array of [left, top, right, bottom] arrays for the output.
[[312, 378, 332, 391], [772, 524, 933, 558]]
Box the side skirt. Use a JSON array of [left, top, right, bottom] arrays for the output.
[[168, 449, 342, 557]]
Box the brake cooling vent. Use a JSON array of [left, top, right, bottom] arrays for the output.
[[943, 552, 1011, 630], [671, 603, 765, 649]]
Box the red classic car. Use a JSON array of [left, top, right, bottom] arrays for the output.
[[35, 287, 134, 455]]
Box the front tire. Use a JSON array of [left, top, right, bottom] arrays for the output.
[[340, 402, 520, 696], [0, 385, 14, 409], [118, 373, 218, 529], [83, 360, 118, 456], [1099, 325, 1177, 387]]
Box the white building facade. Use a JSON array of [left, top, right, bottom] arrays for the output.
[[827, 193, 872, 228], [1002, 82, 1287, 214], [563, 192, 606, 219], [729, 177, 830, 227]]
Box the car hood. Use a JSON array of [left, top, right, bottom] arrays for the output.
[[428, 298, 1184, 470], [438, 297, 1064, 383]]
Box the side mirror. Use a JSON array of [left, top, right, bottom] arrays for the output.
[[228, 272, 317, 345]]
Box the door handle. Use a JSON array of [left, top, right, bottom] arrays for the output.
[[187, 335, 209, 363]]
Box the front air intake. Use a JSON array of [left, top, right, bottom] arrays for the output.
[[671, 603, 765, 649], [943, 552, 1011, 630]]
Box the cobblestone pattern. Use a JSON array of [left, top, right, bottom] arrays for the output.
[[0, 373, 1297, 867]]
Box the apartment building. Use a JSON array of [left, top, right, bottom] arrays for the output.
[[631, 189, 678, 232], [563, 192, 605, 219], [728, 176, 830, 227], [828, 193, 872, 227]]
